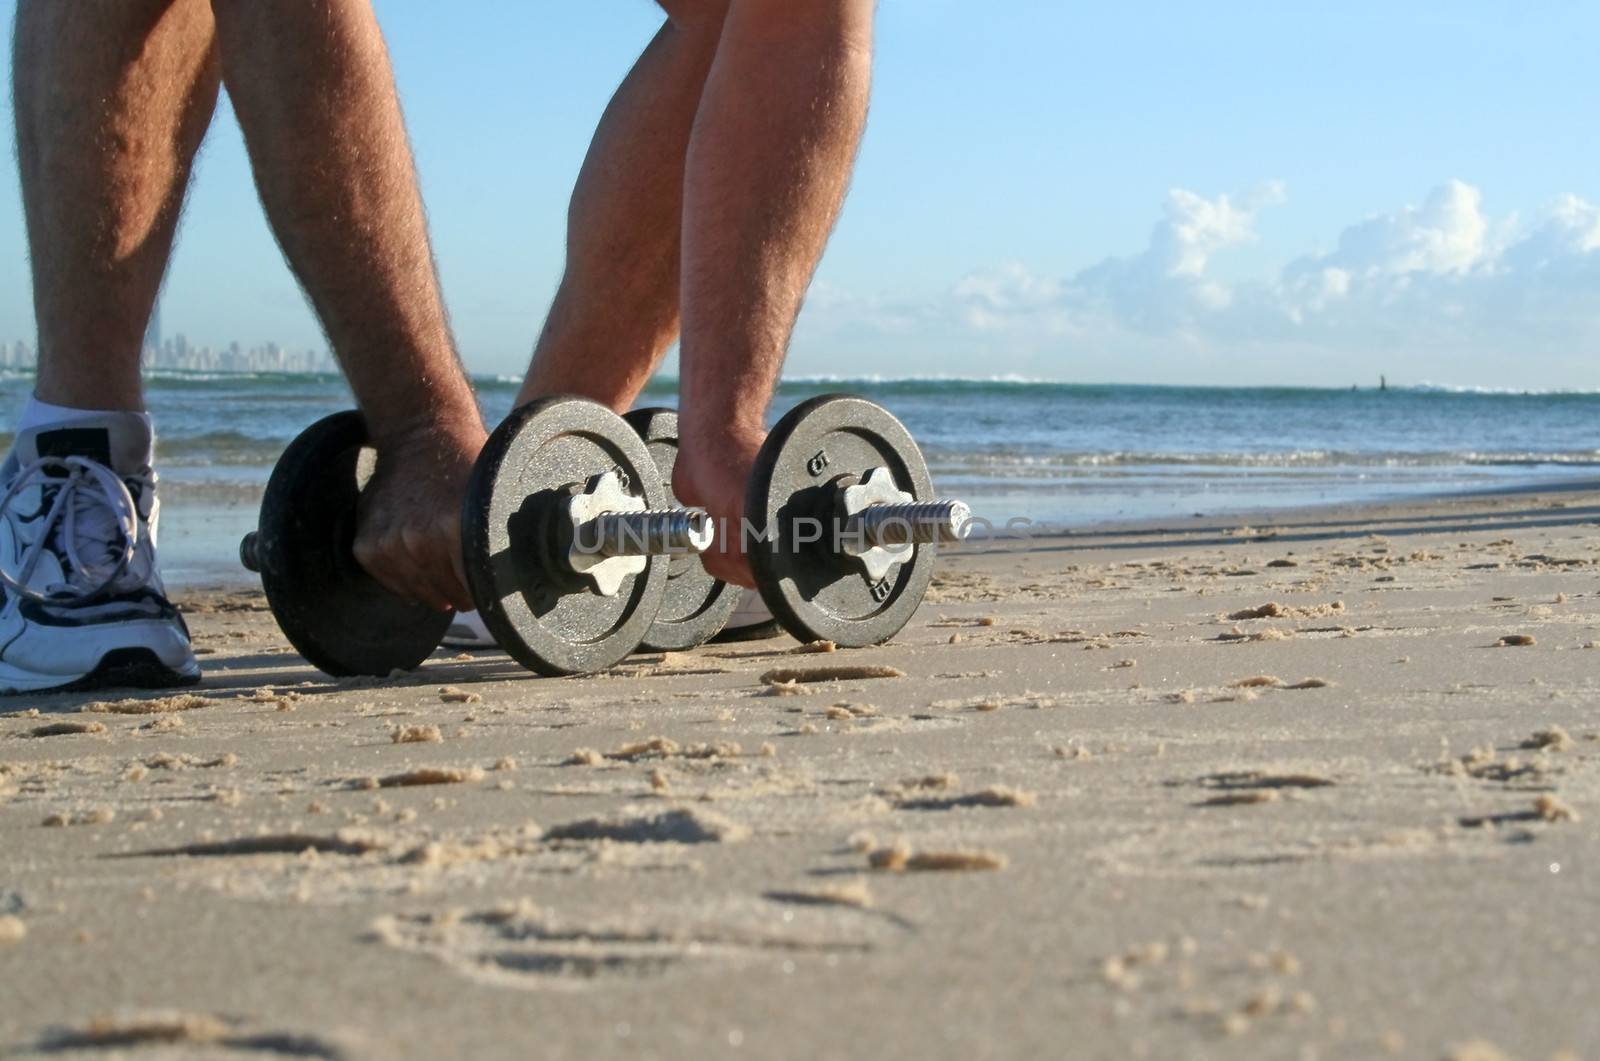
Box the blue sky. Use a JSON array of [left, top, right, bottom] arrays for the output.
[[1, 1, 1597, 388]]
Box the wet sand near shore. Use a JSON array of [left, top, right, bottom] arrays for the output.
[[2, 487, 1598, 1060]]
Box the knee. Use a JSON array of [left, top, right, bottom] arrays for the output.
[[720, 0, 875, 44], [655, 0, 731, 33]]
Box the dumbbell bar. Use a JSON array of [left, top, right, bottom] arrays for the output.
[[238, 481, 710, 596]]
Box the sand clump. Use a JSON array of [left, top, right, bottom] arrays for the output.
[[868, 840, 1007, 872], [568, 737, 744, 764], [1222, 675, 1332, 692], [826, 703, 878, 721], [241, 687, 303, 712], [1230, 675, 1284, 689], [0, 915, 26, 943], [1523, 726, 1575, 752], [895, 785, 1037, 811], [42, 808, 116, 828], [1200, 791, 1281, 807], [1432, 745, 1550, 784], [1496, 634, 1536, 647], [400, 836, 524, 868], [81, 694, 213, 716], [760, 665, 905, 686], [1198, 770, 1335, 791], [765, 880, 874, 910], [29, 720, 107, 738], [438, 686, 482, 704], [392, 725, 443, 745], [545, 806, 750, 845], [373, 766, 486, 789], [899, 773, 960, 791], [1215, 627, 1295, 643], [1226, 601, 1344, 621], [1229, 603, 1289, 620], [132, 831, 388, 858], [1534, 795, 1579, 823]]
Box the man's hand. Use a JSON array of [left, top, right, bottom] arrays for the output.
[[352, 419, 487, 613], [674, 421, 763, 589]]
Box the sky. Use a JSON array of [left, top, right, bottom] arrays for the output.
[[1, 1, 1598, 389]]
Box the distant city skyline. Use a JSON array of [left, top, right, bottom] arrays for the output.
[[0, 315, 337, 377]]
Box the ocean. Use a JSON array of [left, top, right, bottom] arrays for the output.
[[3, 371, 1596, 586]]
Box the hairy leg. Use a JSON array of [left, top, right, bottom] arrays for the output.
[[673, 0, 876, 585], [211, 0, 483, 612], [514, 4, 729, 411], [13, 0, 221, 411]]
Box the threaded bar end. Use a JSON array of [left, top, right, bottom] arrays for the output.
[[240, 532, 261, 572], [851, 500, 971, 547]]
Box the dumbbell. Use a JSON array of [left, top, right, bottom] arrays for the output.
[[744, 394, 971, 647], [243, 399, 714, 678]]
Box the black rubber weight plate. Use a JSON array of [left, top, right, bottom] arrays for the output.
[[623, 408, 740, 652], [254, 410, 452, 676], [746, 394, 936, 648], [463, 397, 669, 676]]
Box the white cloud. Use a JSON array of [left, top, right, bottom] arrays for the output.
[[1064, 183, 1283, 327], [795, 180, 1600, 385], [1293, 179, 1489, 279]]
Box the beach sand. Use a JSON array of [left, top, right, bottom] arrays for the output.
[[2, 487, 1597, 1060]]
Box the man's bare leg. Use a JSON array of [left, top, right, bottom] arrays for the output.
[[514, 5, 729, 410], [673, 0, 876, 586], [517, 1, 873, 588], [211, 0, 483, 612], [14, 0, 220, 412], [6, 0, 217, 691]]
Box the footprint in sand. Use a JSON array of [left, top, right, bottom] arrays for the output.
[[371, 903, 878, 990], [33, 1012, 351, 1059]]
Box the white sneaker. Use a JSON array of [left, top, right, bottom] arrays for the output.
[[710, 588, 783, 643], [441, 609, 496, 650], [0, 413, 199, 694]]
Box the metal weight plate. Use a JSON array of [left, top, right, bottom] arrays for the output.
[[463, 397, 670, 676], [252, 411, 452, 676], [746, 394, 937, 648], [622, 408, 741, 652]]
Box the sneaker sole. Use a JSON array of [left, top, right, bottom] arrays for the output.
[[708, 618, 786, 644], [0, 648, 201, 696]]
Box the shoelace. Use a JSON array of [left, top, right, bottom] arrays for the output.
[[0, 456, 152, 605]]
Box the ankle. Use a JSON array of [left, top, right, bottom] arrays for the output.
[[33, 374, 144, 415]]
